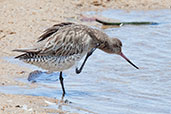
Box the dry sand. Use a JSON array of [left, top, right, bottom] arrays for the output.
[[0, 0, 171, 113]]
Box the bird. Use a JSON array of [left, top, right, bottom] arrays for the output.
[[13, 22, 139, 97]]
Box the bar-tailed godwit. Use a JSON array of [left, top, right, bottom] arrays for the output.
[[13, 22, 139, 97]]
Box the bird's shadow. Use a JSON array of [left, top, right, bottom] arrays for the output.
[[27, 70, 95, 113], [27, 70, 92, 97], [27, 70, 60, 83]]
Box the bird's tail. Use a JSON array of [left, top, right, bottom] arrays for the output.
[[13, 48, 40, 59]]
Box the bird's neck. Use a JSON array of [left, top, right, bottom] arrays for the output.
[[92, 29, 113, 53]]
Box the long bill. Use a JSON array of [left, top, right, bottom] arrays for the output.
[[120, 52, 139, 69]]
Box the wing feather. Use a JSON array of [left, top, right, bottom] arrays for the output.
[[39, 26, 92, 57], [14, 23, 100, 60], [37, 22, 73, 42]]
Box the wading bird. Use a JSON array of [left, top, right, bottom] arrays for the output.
[[13, 22, 139, 97]]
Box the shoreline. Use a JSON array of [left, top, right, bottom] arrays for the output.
[[0, 0, 170, 113]]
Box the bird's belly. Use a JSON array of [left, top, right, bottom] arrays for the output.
[[24, 54, 84, 72]]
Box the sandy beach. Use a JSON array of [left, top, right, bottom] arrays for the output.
[[0, 0, 171, 113]]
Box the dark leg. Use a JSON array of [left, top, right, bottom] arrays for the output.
[[59, 72, 65, 97], [76, 43, 100, 74]]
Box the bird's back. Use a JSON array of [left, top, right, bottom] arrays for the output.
[[14, 23, 101, 72]]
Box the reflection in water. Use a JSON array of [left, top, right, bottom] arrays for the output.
[[27, 70, 59, 83], [1, 9, 171, 114]]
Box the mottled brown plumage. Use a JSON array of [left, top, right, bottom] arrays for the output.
[[13, 22, 138, 97]]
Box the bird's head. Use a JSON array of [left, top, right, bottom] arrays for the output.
[[100, 38, 139, 69], [110, 38, 122, 54]]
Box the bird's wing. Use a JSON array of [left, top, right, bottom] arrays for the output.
[[37, 22, 74, 42], [38, 25, 96, 56], [14, 24, 99, 58]]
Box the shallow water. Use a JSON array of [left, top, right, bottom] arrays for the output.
[[1, 10, 171, 114]]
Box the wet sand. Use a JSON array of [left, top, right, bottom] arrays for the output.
[[0, 0, 171, 113]]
